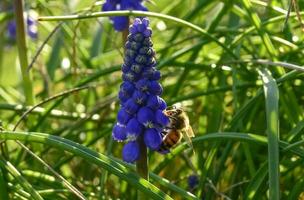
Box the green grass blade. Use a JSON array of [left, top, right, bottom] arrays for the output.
[[241, 0, 277, 57], [0, 131, 174, 200], [244, 162, 268, 199], [258, 68, 280, 200], [0, 156, 44, 200], [46, 30, 62, 81], [0, 168, 9, 200], [159, 132, 303, 172], [38, 10, 238, 58]]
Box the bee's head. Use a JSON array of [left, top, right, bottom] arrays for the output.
[[164, 106, 184, 117]]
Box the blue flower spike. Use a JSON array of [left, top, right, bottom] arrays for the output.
[[112, 18, 169, 163], [102, 0, 148, 31]]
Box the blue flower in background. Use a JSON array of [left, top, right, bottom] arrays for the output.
[[102, 0, 148, 31], [112, 18, 169, 163], [7, 14, 38, 40], [188, 174, 199, 190]]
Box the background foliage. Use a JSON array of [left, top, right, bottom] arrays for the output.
[[0, 0, 304, 199]]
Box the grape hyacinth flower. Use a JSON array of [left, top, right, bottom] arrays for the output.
[[112, 18, 169, 163], [102, 0, 148, 31], [7, 14, 38, 40]]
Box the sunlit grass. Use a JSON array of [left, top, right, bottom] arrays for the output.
[[0, 0, 304, 199]]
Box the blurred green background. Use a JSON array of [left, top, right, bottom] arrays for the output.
[[0, 0, 304, 199]]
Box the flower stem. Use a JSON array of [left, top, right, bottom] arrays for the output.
[[14, 0, 35, 105], [136, 136, 149, 200]]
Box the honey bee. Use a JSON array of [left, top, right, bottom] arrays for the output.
[[158, 105, 195, 153]]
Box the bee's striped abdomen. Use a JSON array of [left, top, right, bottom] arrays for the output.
[[157, 130, 181, 153]]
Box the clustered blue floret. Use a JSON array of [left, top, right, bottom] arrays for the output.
[[112, 18, 169, 163], [7, 14, 38, 40], [102, 0, 148, 31]]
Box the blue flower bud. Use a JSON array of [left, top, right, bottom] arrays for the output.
[[135, 55, 147, 64], [27, 16, 38, 39], [159, 98, 167, 110], [132, 90, 147, 105], [120, 81, 135, 95], [112, 123, 127, 141], [133, 18, 142, 26], [142, 38, 153, 47], [147, 57, 157, 66], [124, 99, 139, 114], [142, 67, 161, 80], [7, 21, 16, 39], [102, 1, 148, 32], [149, 81, 163, 95], [155, 110, 170, 127], [118, 91, 130, 103], [137, 107, 155, 128], [139, 47, 154, 56], [137, 23, 146, 33], [27, 16, 35, 26], [129, 25, 137, 34], [125, 49, 136, 59], [122, 71, 137, 82], [7, 14, 38, 40], [135, 79, 150, 92], [151, 70, 161, 80], [131, 64, 143, 73], [133, 33, 144, 42], [144, 129, 162, 150], [117, 108, 132, 125], [121, 64, 130, 73], [188, 175, 199, 189], [113, 16, 129, 31], [142, 18, 149, 26], [129, 41, 141, 50], [147, 95, 164, 110], [126, 118, 144, 140], [143, 28, 152, 37], [122, 141, 140, 163], [124, 55, 133, 66]]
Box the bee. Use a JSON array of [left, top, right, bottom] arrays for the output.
[[158, 105, 195, 153]]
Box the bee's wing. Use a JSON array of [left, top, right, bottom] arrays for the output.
[[181, 128, 194, 150], [184, 114, 195, 137], [187, 126, 195, 138]]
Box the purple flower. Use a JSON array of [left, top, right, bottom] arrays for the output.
[[149, 81, 163, 95], [112, 123, 127, 141], [117, 108, 132, 125], [122, 141, 140, 163], [137, 107, 155, 128], [113, 18, 169, 163], [144, 129, 162, 150], [132, 90, 147, 105], [7, 14, 38, 40], [102, 0, 148, 31], [26, 15, 38, 39], [155, 109, 170, 126], [188, 175, 199, 190], [124, 99, 139, 114], [7, 21, 16, 39], [120, 81, 135, 94], [126, 118, 144, 140], [135, 79, 150, 92], [147, 95, 166, 110]]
